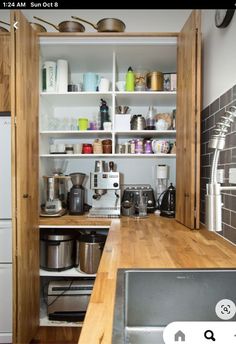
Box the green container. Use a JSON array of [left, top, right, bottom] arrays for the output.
[[125, 67, 135, 92]]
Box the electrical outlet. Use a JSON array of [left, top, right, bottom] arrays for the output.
[[229, 168, 236, 184], [217, 169, 225, 183]]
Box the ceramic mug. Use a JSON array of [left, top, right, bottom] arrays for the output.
[[103, 122, 112, 131], [77, 118, 88, 131], [83, 73, 99, 92], [98, 78, 110, 92], [152, 140, 170, 154]]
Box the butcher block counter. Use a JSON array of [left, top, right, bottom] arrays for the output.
[[39, 215, 236, 344]]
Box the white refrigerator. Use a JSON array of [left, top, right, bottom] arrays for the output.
[[0, 113, 12, 343]]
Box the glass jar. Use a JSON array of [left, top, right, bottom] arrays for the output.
[[144, 140, 152, 154], [135, 139, 144, 154], [82, 144, 93, 154]]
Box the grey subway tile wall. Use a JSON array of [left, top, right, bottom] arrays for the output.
[[201, 84, 236, 243]]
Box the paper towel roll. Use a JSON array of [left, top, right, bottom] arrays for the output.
[[56, 59, 68, 93]]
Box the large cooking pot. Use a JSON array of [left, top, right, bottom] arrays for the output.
[[33, 16, 85, 32], [0, 19, 47, 32], [71, 16, 125, 32], [76, 232, 106, 274], [40, 230, 75, 271]]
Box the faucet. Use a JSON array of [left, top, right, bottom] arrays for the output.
[[205, 106, 236, 231]]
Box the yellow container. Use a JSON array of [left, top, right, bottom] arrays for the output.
[[77, 118, 88, 131], [146, 71, 163, 91]]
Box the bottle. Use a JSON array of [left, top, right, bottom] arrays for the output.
[[125, 67, 135, 92], [146, 106, 156, 130], [99, 99, 109, 130]]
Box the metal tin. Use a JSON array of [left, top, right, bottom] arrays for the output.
[[146, 71, 164, 91]]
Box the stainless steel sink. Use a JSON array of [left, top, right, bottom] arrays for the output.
[[112, 269, 236, 344]]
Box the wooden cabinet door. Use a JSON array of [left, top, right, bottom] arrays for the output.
[[0, 33, 10, 112], [176, 10, 201, 229], [11, 10, 39, 343]]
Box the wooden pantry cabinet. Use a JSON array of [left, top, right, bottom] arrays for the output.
[[11, 9, 201, 344]]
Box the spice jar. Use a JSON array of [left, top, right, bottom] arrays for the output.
[[82, 143, 93, 154], [135, 139, 144, 154], [102, 139, 112, 154], [144, 140, 152, 154]]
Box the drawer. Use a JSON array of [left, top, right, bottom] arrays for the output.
[[0, 264, 12, 334], [0, 222, 12, 263]]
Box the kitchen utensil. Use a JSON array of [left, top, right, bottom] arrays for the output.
[[33, 16, 85, 32], [40, 229, 75, 271], [121, 200, 135, 216], [71, 16, 125, 32], [146, 71, 164, 91], [158, 183, 176, 218], [77, 232, 106, 274], [116, 105, 129, 114]]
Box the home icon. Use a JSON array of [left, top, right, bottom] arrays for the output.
[[174, 330, 186, 342]]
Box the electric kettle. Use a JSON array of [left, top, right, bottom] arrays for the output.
[[158, 183, 176, 218]]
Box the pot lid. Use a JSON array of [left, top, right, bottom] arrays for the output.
[[78, 232, 106, 243], [40, 229, 74, 241]]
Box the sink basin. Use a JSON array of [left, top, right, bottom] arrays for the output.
[[112, 269, 236, 344]]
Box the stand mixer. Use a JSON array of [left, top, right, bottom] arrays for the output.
[[89, 161, 121, 218]]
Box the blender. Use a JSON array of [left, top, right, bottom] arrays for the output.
[[155, 165, 169, 208], [68, 173, 86, 215], [40, 160, 69, 217]]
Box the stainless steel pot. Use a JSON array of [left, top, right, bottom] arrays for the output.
[[40, 230, 75, 271], [71, 16, 125, 32], [130, 114, 146, 130], [76, 232, 106, 274]]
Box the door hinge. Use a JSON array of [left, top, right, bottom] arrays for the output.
[[14, 117, 17, 126]]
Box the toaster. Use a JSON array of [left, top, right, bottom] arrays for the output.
[[122, 184, 156, 213]]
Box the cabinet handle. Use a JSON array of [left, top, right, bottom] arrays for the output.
[[23, 194, 29, 198]]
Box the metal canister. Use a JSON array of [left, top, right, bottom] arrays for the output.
[[146, 71, 164, 91]]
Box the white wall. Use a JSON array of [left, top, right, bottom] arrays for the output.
[[1, 9, 190, 32], [202, 10, 236, 108]]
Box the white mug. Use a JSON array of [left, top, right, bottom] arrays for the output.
[[103, 122, 112, 131], [99, 78, 110, 92], [116, 81, 126, 92], [73, 143, 82, 154], [152, 140, 170, 154]]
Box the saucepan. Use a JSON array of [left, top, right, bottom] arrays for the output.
[[71, 16, 125, 32], [33, 16, 85, 32], [0, 19, 47, 33]]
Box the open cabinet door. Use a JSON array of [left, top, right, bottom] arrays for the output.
[[11, 10, 39, 343], [176, 10, 201, 229]]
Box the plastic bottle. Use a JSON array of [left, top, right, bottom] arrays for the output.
[[146, 106, 156, 130], [99, 99, 109, 130], [125, 67, 135, 92]]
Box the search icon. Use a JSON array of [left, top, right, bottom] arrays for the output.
[[204, 330, 216, 341]]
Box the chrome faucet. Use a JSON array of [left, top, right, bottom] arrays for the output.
[[205, 106, 236, 231]]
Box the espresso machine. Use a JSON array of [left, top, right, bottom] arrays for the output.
[[89, 161, 121, 217], [68, 173, 86, 215]]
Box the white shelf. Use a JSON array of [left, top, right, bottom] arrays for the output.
[[40, 130, 112, 138], [40, 92, 113, 107], [40, 267, 96, 277], [40, 153, 176, 158], [115, 91, 176, 107], [115, 130, 176, 137]]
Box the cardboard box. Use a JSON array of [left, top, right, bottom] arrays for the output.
[[115, 115, 131, 131]]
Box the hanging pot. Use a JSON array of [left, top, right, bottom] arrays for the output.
[[33, 16, 85, 32], [71, 16, 125, 32]]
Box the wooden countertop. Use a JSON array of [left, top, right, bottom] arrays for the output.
[[40, 215, 236, 343]]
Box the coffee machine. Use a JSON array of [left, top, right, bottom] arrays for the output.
[[89, 161, 121, 217], [68, 173, 86, 215]]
